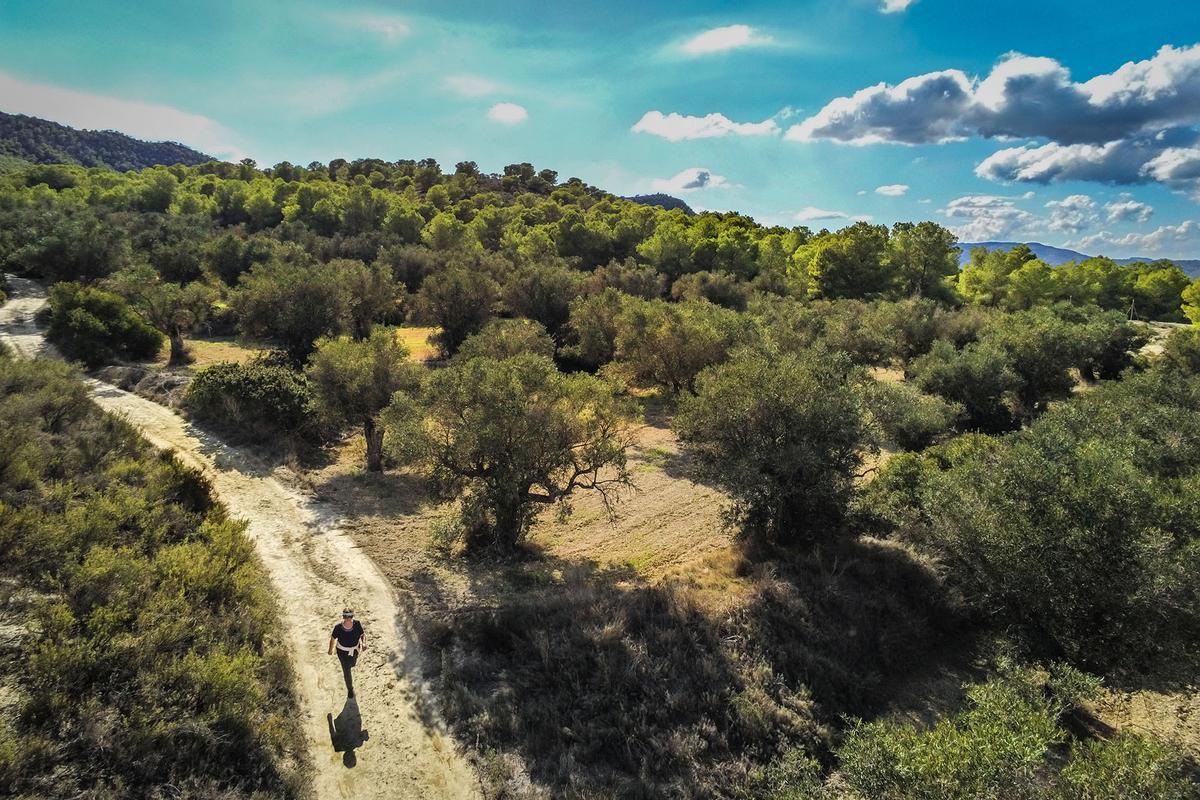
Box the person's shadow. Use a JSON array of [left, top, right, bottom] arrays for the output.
[[327, 698, 369, 767]]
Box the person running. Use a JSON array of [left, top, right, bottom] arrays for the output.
[[328, 607, 367, 698]]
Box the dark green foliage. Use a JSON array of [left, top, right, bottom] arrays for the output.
[[45, 281, 163, 367], [7, 209, 129, 283], [863, 379, 962, 450], [676, 349, 873, 545], [837, 669, 1192, 800], [615, 297, 755, 392], [455, 318, 556, 362], [867, 370, 1200, 671], [416, 267, 500, 357], [670, 270, 749, 310], [1162, 326, 1200, 375], [231, 257, 349, 363], [0, 357, 302, 798], [501, 261, 584, 341], [185, 361, 316, 443], [909, 339, 1020, 432], [385, 354, 635, 551], [0, 111, 213, 171]]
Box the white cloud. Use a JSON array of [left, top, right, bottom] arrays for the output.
[[789, 44, 1200, 146], [1044, 194, 1097, 234], [1104, 199, 1154, 224], [679, 24, 772, 56], [1074, 220, 1200, 255], [444, 74, 501, 97], [940, 194, 1035, 241], [0, 71, 242, 160], [650, 167, 729, 193], [875, 183, 909, 196], [487, 102, 528, 125], [632, 110, 780, 141], [335, 11, 410, 42], [880, 0, 918, 12], [794, 206, 872, 222]]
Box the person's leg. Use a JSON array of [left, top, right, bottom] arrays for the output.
[[337, 650, 356, 696]]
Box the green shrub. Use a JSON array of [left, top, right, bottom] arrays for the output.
[[1052, 734, 1193, 800], [1162, 326, 1200, 375], [45, 281, 163, 367], [863, 379, 962, 451], [837, 671, 1194, 800], [909, 338, 1020, 433], [839, 675, 1062, 800], [676, 348, 872, 545], [0, 356, 303, 798], [867, 369, 1200, 671], [184, 360, 316, 443]]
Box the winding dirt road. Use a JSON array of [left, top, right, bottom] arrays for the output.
[[0, 276, 480, 800]]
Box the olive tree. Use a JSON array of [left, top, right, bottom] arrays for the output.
[[306, 327, 423, 471], [106, 265, 215, 365], [384, 354, 636, 551], [675, 348, 874, 546]]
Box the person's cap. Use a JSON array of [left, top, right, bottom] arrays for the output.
[[342, 608, 354, 618]]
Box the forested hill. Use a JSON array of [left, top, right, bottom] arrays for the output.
[[959, 240, 1200, 276], [0, 111, 214, 171], [624, 193, 695, 215]]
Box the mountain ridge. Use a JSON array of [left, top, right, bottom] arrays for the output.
[[0, 110, 215, 171], [957, 240, 1200, 277]]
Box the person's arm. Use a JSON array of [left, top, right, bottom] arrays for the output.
[[359, 623, 367, 651], [328, 636, 336, 656]]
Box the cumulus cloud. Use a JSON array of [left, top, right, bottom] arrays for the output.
[[650, 167, 729, 193], [487, 102, 528, 124], [789, 44, 1200, 146], [794, 206, 872, 222], [875, 183, 909, 196], [880, 0, 918, 12], [632, 110, 780, 141], [1044, 194, 1097, 234], [940, 194, 1035, 241], [444, 74, 501, 97], [1105, 199, 1154, 224], [679, 24, 772, 56], [1074, 220, 1200, 255], [0, 70, 242, 159]]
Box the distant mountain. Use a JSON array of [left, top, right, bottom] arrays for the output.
[[956, 241, 1200, 277], [0, 111, 215, 172], [624, 193, 695, 215]]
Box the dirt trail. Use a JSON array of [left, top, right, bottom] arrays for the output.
[[0, 276, 480, 800]]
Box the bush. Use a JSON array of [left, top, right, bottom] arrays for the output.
[[1162, 326, 1200, 375], [839, 674, 1062, 800], [676, 348, 872, 545], [863, 379, 962, 451], [0, 356, 303, 798], [1053, 734, 1193, 800], [184, 360, 316, 443], [909, 338, 1020, 433], [45, 281, 163, 368], [455, 318, 555, 362], [868, 369, 1200, 671], [837, 671, 1193, 800]]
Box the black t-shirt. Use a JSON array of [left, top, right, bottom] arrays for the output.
[[331, 620, 363, 648]]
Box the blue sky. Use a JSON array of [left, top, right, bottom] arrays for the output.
[[2, 0, 1200, 257]]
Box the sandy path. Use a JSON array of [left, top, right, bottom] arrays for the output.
[[0, 276, 480, 800]]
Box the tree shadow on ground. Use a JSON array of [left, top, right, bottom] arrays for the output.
[[410, 534, 964, 798]]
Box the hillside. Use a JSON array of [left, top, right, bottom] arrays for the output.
[[624, 192, 695, 215], [0, 111, 214, 171], [958, 240, 1200, 276]]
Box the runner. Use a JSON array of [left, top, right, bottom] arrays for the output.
[[328, 607, 367, 697]]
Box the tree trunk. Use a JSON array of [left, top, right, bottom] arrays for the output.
[[488, 493, 526, 552], [364, 418, 384, 472], [167, 329, 189, 366]]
